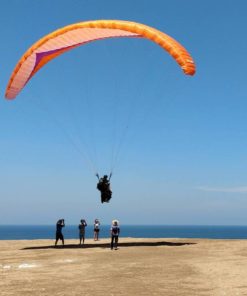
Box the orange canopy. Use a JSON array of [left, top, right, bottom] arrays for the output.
[[5, 20, 196, 99]]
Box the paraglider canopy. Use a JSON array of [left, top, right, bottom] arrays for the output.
[[5, 19, 195, 99]]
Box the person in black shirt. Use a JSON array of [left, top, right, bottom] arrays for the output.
[[55, 219, 65, 246], [96, 174, 112, 203]]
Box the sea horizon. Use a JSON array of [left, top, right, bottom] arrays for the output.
[[1, 224, 247, 240]]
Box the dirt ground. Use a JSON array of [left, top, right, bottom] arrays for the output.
[[1, 238, 247, 296]]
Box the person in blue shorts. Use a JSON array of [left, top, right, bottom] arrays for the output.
[[79, 219, 87, 245]]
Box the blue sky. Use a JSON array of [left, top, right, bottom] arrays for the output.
[[1, 0, 247, 225]]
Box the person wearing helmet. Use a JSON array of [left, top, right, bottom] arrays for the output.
[[96, 174, 112, 203]]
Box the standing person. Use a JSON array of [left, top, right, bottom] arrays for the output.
[[78, 219, 87, 245], [55, 219, 65, 246], [94, 219, 100, 241], [110, 220, 120, 250]]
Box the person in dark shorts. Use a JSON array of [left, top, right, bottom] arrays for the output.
[[110, 220, 120, 250], [94, 219, 100, 241], [55, 219, 65, 246]]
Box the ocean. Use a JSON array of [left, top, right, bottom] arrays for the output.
[[0, 225, 247, 240]]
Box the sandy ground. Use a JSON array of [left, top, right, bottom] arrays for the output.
[[1, 238, 247, 296]]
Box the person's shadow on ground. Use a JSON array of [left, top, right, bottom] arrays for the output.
[[21, 241, 196, 250]]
